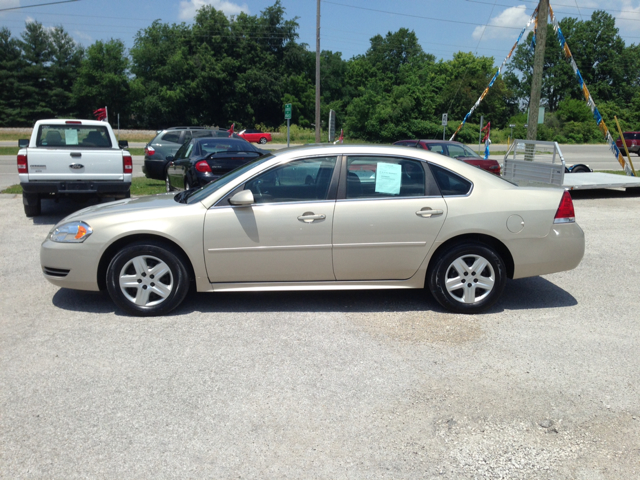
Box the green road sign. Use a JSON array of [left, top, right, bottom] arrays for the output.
[[284, 103, 292, 120]]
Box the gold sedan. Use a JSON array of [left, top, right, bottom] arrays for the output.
[[41, 145, 584, 316]]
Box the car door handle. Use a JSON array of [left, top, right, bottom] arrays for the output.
[[416, 207, 443, 218], [297, 212, 326, 223], [70, 152, 82, 157]]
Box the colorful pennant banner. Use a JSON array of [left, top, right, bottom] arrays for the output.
[[549, 5, 635, 176], [449, 6, 539, 141]]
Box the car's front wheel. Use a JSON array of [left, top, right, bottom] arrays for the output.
[[106, 241, 190, 316], [428, 242, 506, 314]]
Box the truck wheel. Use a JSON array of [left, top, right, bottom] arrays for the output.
[[428, 242, 506, 314], [23, 193, 41, 217], [106, 241, 190, 316]]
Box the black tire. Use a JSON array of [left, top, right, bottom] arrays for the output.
[[428, 242, 506, 314], [259, 137, 267, 144], [184, 179, 191, 191], [106, 241, 190, 316], [23, 193, 41, 217], [571, 165, 590, 173], [165, 168, 174, 192]]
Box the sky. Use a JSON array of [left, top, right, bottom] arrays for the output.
[[1, 0, 640, 63]]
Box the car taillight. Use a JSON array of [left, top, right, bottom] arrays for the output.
[[145, 146, 155, 156], [195, 160, 212, 173], [123, 155, 133, 173], [17, 154, 28, 174], [554, 190, 575, 224]]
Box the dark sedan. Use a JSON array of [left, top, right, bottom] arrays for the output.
[[165, 138, 267, 191], [394, 140, 501, 175]]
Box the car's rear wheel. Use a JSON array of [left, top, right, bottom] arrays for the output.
[[23, 193, 41, 217], [106, 241, 190, 316], [259, 137, 267, 144], [428, 242, 506, 314], [185, 179, 191, 191], [571, 165, 590, 173]]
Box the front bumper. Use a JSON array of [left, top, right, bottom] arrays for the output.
[[41, 238, 102, 291]]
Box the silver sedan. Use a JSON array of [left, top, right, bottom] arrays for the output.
[[41, 145, 585, 316]]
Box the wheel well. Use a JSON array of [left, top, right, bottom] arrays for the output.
[[427, 234, 515, 280], [97, 234, 196, 291]]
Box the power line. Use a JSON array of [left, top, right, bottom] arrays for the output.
[[0, 0, 80, 13], [464, 0, 640, 16], [321, 0, 524, 30]]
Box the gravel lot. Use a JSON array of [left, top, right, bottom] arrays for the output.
[[1, 190, 639, 479]]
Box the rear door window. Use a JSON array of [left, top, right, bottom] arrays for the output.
[[344, 157, 436, 199]]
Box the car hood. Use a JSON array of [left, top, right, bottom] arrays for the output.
[[59, 193, 183, 224]]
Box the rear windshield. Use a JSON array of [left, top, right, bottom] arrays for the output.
[[37, 124, 112, 148], [623, 133, 637, 140]]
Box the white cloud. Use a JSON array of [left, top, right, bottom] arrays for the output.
[[74, 30, 93, 44], [472, 5, 531, 41], [178, 0, 249, 21]]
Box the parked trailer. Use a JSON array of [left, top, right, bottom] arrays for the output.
[[502, 139, 640, 191]]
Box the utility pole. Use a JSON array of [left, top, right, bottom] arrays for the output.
[[315, 0, 321, 143], [527, 0, 549, 141]]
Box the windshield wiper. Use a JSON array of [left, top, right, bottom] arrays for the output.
[[174, 191, 188, 203]]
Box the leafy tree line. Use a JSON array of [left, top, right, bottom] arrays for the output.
[[1, 1, 639, 143]]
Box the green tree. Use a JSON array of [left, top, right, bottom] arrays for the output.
[[18, 21, 53, 121], [49, 26, 83, 118], [73, 39, 130, 124], [0, 28, 27, 125]]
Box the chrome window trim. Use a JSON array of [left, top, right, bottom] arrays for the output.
[[214, 199, 337, 210]]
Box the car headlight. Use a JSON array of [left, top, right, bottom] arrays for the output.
[[50, 221, 93, 243]]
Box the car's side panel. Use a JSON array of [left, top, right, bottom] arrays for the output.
[[203, 201, 337, 283], [332, 197, 448, 280]]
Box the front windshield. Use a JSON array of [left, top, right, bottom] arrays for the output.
[[183, 153, 275, 204]]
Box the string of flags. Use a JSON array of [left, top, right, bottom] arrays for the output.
[[548, 4, 635, 176], [449, 6, 539, 141]]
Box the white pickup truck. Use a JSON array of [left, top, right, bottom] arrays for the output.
[[18, 119, 132, 217]]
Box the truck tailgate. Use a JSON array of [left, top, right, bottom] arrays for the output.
[[26, 149, 124, 181]]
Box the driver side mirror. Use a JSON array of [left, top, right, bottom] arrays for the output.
[[229, 190, 254, 206], [18, 139, 29, 148]]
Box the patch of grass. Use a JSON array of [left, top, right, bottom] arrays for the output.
[[1, 177, 166, 196], [132, 177, 166, 196], [0, 146, 18, 155], [1, 185, 22, 194], [595, 170, 627, 175]]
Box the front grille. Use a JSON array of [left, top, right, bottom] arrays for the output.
[[43, 267, 70, 277]]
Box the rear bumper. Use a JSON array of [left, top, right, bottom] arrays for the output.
[[21, 181, 130, 195], [510, 222, 585, 279], [143, 157, 169, 180]]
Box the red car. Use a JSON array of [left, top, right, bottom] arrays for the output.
[[394, 139, 501, 175], [615, 132, 640, 156], [238, 129, 272, 145]]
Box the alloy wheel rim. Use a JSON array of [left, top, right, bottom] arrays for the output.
[[119, 255, 174, 307], [444, 254, 495, 304]]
